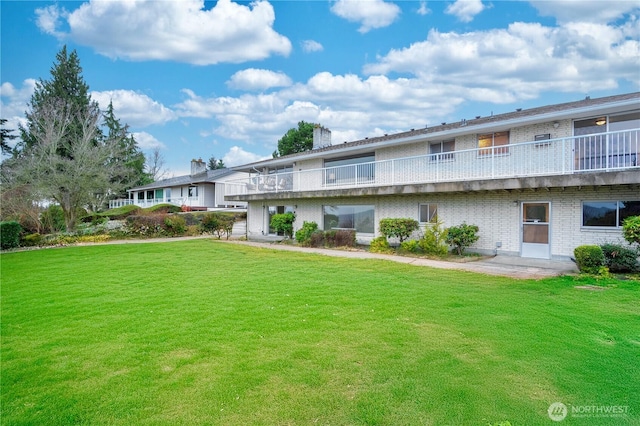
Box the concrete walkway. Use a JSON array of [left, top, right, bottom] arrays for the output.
[[225, 240, 578, 279]]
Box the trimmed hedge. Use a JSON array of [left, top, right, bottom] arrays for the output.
[[574, 245, 605, 274], [1, 221, 22, 250]]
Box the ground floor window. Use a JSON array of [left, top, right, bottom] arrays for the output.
[[188, 186, 198, 197], [419, 203, 438, 223], [323, 205, 374, 233], [582, 200, 640, 227]]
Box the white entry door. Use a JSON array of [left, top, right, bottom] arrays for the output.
[[521, 202, 551, 259]]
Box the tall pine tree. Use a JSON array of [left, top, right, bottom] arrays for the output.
[[19, 46, 93, 158]]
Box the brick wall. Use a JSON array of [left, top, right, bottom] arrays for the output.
[[246, 186, 637, 258]]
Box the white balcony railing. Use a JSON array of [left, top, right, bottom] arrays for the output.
[[224, 129, 639, 197], [108, 197, 189, 210]]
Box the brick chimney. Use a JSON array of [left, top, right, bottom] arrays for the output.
[[191, 158, 206, 175], [313, 125, 331, 149]]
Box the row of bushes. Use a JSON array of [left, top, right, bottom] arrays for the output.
[[290, 217, 479, 256], [1, 211, 244, 249], [574, 243, 639, 274], [574, 216, 640, 274], [376, 218, 479, 256]]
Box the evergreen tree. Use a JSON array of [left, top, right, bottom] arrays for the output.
[[19, 46, 92, 158], [102, 101, 151, 197], [1, 119, 17, 155], [207, 156, 225, 170]]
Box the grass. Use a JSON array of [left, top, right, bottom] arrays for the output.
[[1, 240, 638, 425]]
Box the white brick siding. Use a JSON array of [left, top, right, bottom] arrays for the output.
[[246, 186, 636, 258]]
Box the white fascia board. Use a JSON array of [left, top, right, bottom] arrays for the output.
[[233, 97, 640, 170]]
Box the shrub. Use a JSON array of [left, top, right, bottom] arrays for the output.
[[323, 230, 337, 247], [217, 215, 235, 240], [200, 213, 220, 234], [41, 205, 66, 233], [574, 245, 606, 274], [125, 215, 166, 237], [369, 236, 393, 254], [103, 205, 141, 220], [419, 219, 449, 256], [600, 243, 639, 272], [1, 221, 22, 249], [22, 233, 43, 247], [399, 239, 421, 254], [146, 204, 182, 214], [333, 229, 356, 247], [379, 218, 419, 243], [200, 212, 235, 239], [164, 215, 187, 236], [295, 221, 318, 245], [446, 222, 479, 255], [270, 212, 296, 239], [309, 231, 325, 247], [622, 215, 640, 246]]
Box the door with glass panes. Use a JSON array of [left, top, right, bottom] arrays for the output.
[[521, 202, 550, 259]]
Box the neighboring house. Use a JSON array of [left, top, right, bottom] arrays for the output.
[[225, 92, 640, 259], [109, 159, 248, 210]]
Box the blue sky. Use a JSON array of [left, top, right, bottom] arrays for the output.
[[2, 0, 639, 176]]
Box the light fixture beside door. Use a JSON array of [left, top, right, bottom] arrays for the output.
[[595, 117, 607, 126]]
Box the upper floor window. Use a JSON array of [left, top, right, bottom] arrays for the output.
[[478, 132, 509, 155], [430, 140, 455, 161]]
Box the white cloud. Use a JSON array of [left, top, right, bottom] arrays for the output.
[[133, 132, 166, 150], [227, 69, 293, 91], [172, 14, 638, 156], [35, 5, 67, 38], [417, 1, 431, 16], [330, 0, 401, 33], [91, 90, 176, 127], [445, 0, 485, 23], [301, 40, 324, 53], [530, 0, 639, 24], [223, 146, 270, 167], [363, 22, 640, 100], [0, 79, 36, 119], [36, 0, 292, 65]]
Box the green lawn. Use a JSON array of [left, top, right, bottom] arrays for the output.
[[1, 240, 638, 425]]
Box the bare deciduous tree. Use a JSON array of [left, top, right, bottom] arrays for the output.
[[11, 99, 126, 231], [145, 146, 168, 181]]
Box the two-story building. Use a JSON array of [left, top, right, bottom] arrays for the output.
[[225, 92, 640, 259]]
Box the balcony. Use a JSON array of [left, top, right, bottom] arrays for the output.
[[108, 197, 193, 210], [224, 129, 639, 199]]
